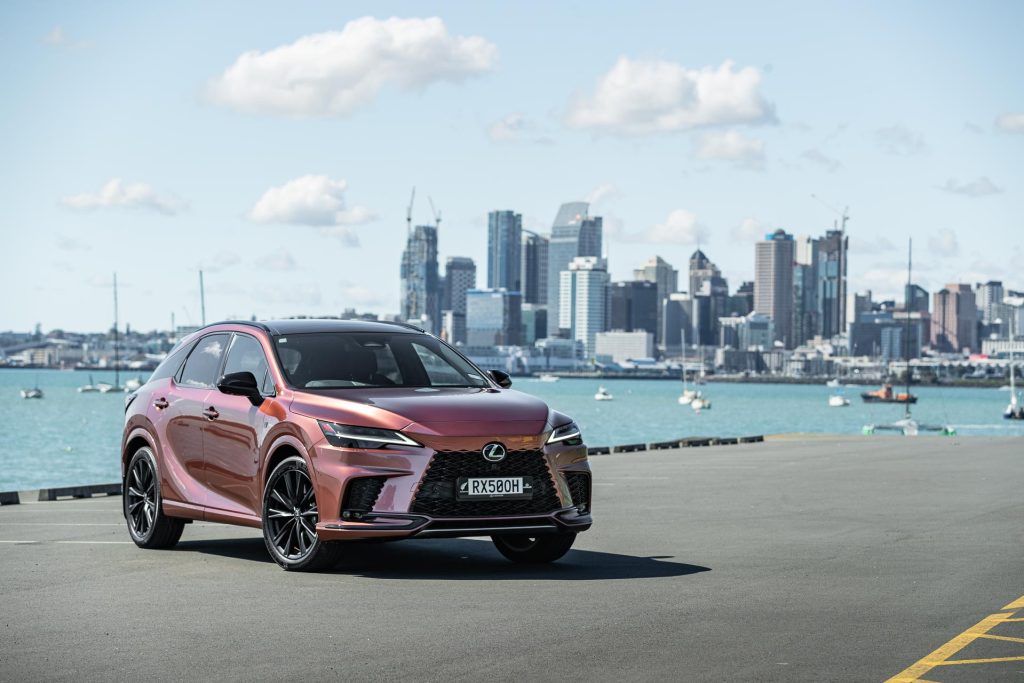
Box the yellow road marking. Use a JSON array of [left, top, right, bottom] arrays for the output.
[[935, 656, 1024, 665], [885, 612, 1012, 682], [1003, 595, 1024, 610], [977, 633, 1024, 644], [1004, 617, 1024, 622]]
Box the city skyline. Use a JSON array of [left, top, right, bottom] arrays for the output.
[[2, 2, 1022, 331]]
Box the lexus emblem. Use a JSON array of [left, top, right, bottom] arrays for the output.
[[481, 442, 507, 463]]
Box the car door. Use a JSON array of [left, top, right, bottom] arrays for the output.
[[158, 333, 230, 507], [201, 332, 275, 519]]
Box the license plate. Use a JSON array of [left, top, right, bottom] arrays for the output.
[[457, 477, 533, 500]]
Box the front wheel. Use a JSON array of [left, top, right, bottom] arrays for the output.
[[491, 532, 577, 564], [124, 447, 185, 549], [262, 456, 341, 571]]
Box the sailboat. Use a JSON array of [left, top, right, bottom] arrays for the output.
[[863, 239, 954, 436], [1005, 332, 1023, 420], [678, 329, 697, 405], [99, 273, 125, 393], [20, 375, 44, 399], [78, 374, 99, 393]]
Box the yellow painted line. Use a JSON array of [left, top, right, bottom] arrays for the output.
[[936, 656, 1024, 665], [1003, 595, 1024, 610], [885, 612, 1011, 682], [977, 633, 1024, 644], [1004, 617, 1024, 622]]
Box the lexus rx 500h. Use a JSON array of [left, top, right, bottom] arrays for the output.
[[122, 320, 592, 571]]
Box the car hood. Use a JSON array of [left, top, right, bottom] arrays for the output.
[[290, 387, 551, 435]]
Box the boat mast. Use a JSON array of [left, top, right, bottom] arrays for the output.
[[113, 272, 120, 388]]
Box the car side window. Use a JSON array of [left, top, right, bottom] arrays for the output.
[[177, 334, 229, 389], [223, 333, 272, 395]]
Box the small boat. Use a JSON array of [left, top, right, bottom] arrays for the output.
[[690, 393, 711, 410], [677, 389, 697, 406], [861, 383, 916, 404], [537, 373, 560, 382], [594, 386, 614, 401], [20, 387, 44, 399], [124, 376, 144, 391], [78, 374, 99, 393], [826, 378, 841, 388], [97, 382, 125, 394], [828, 393, 850, 407]]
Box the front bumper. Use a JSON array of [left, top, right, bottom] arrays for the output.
[[317, 506, 592, 541]]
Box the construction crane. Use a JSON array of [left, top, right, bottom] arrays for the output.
[[811, 194, 850, 233], [428, 196, 441, 231], [406, 187, 416, 236]]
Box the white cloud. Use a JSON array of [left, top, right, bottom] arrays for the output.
[[938, 176, 1002, 197], [566, 58, 775, 135], [256, 250, 297, 272], [248, 175, 375, 241], [801, 148, 842, 173], [586, 183, 620, 207], [489, 113, 527, 141], [692, 130, 765, 168], [928, 228, 959, 257], [209, 16, 497, 117], [874, 125, 927, 155], [731, 218, 768, 243], [995, 112, 1024, 133], [61, 179, 185, 215], [645, 209, 709, 245]]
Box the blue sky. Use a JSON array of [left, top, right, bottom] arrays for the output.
[[1, 1, 1021, 331]]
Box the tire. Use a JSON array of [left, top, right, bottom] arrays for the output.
[[491, 532, 577, 564], [262, 456, 342, 571], [124, 447, 185, 549]]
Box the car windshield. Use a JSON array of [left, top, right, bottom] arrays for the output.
[[273, 332, 491, 390]]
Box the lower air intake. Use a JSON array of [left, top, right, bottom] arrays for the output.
[[565, 472, 591, 511], [342, 477, 385, 514]]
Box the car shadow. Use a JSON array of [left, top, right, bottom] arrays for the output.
[[178, 537, 710, 581]]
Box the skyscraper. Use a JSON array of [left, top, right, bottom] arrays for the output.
[[521, 231, 548, 305], [932, 284, 977, 353], [608, 281, 658, 335], [466, 288, 522, 347], [815, 229, 848, 340], [633, 256, 678, 347], [559, 256, 609, 357], [754, 229, 796, 348], [441, 256, 476, 344], [546, 202, 602, 337], [688, 249, 728, 346], [400, 224, 440, 334], [487, 210, 522, 292]]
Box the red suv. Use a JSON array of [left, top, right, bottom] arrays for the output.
[[122, 320, 592, 571]]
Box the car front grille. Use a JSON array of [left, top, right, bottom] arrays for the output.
[[411, 449, 561, 517], [565, 472, 591, 511]]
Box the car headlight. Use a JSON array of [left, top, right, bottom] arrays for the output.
[[547, 421, 582, 445], [318, 421, 422, 449]]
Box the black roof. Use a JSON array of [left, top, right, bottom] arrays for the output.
[[257, 319, 423, 335]]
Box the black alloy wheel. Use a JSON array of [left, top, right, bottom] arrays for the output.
[[262, 456, 341, 571], [124, 447, 185, 549], [491, 532, 577, 564]]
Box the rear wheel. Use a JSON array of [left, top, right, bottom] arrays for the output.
[[491, 532, 577, 564], [262, 456, 341, 571], [124, 447, 185, 549]]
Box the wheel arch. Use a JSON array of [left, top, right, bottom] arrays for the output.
[[261, 435, 314, 492], [122, 427, 158, 480]]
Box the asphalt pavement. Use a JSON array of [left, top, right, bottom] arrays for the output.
[[1, 435, 1022, 682]]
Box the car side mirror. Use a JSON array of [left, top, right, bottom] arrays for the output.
[[217, 371, 264, 407], [489, 370, 512, 389]]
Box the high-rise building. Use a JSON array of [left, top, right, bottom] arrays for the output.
[[521, 231, 548, 306], [975, 280, 1004, 323], [546, 202, 602, 337], [487, 211, 522, 292], [754, 229, 796, 348], [466, 288, 522, 347], [815, 229, 848, 340], [633, 256, 678, 347], [608, 281, 658, 336], [441, 257, 476, 344], [729, 281, 755, 317], [661, 293, 693, 356], [559, 257, 608, 358], [400, 224, 441, 334], [905, 284, 929, 313], [932, 284, 977, 353], [688, 250, 728, 346]]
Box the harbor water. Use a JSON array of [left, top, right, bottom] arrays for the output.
[[1, 369, 1021, 490]]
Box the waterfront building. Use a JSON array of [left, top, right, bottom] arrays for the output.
[[559, 257, 609, 358], [932, 284, 977, 353], [546, 202, 602, 337], [754, 229, 796, 348], [719, 312, 775, 351], [520, 303, 547, 345], [633, 256, 678, 347], [466, 288, 522, 347], [400, 224, 441, 334], [440, 256, 476, 344], [974, 280, 1004, 323], [608, 281, 658, 337], [487, 211, 522, 292], [661, 293, 693, 357], [595, 331, 654, 364], [521, 231, 549, 306]]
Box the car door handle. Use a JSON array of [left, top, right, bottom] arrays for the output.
[[203, 407, 220, 420], [154, 397, 169, 409]]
